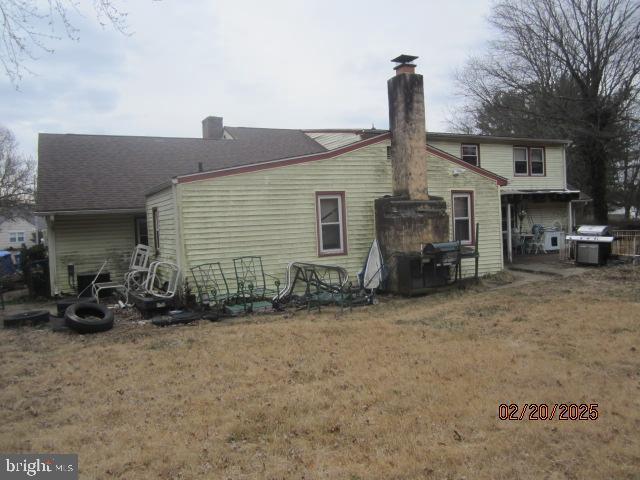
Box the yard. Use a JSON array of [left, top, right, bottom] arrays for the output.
[[0, 266, 638, 479]]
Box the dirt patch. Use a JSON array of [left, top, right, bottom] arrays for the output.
[[0, 265, 638, 479]]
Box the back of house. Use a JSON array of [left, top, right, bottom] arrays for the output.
[[36, 57, 577, 297]]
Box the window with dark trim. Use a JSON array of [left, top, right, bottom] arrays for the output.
[[514, 146, 546, 176], [135, 217, 149, 246], [530, 147, 545, 175], [152, 208, 160, 254], [461, 144, 479, 166], [452, 191, 474, 245], [514, 146, 529, 175], [316, 192, 347, 256]]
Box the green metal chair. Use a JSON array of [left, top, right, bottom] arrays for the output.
[[190, 262, 235, 312], [232, 256, 280, 312]]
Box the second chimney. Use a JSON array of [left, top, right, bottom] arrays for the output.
[[387, 55, 428, 200], [202, 116, 224, 140]]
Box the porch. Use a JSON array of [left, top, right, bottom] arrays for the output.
[[501, 189, 580, 263]]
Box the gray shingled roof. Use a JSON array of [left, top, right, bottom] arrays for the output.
[[36, 128, 326, 213]]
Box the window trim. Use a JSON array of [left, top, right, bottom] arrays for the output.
[[9, 231, 25, 243], [529, 146, 546, 176], [134, 216, 149, 246], [151, 207, 160, 255], [451, 190, 475, 246], [460, 143, 480, 166], [315, 191, 348, 257], [513, 146, 546, 177]]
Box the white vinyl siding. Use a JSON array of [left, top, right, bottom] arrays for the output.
[[146, 188, 177, 264]]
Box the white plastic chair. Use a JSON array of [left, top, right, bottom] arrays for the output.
[[143, 261, 181, 299]]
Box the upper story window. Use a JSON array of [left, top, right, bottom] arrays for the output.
[[461, 144, 479, 166], [530, 147, 545, 175], [514, 146, 545, 176], [316, 192, 347, 256], [9, 232, 25, 243], [514, 147, 529, 175]]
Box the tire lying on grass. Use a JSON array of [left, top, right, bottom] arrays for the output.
[[64, 302, 114, 334], [3, 310, 50, 328]]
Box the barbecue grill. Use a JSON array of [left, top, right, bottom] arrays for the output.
[[566, 225, 615, 266]]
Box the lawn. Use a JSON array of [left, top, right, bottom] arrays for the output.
[[0, 266, 638, 479]]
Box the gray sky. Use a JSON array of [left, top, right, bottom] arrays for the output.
[[1, 0, 494, 158]]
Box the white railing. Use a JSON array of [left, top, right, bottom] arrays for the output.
[[612, 230, 640, 257]]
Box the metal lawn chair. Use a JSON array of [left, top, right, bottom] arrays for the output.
[[233, 256, 280, 311], [190, 262, 235, 311], [143, 260, 181, 299]]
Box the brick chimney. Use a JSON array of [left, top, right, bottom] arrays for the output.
[[387, 54, 428, 200], [374, 55, 449, 295], [202, 116, 224, 139]]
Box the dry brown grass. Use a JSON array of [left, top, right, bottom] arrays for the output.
[[1, 266, 639, 479]]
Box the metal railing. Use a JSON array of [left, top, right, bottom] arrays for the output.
[[612, 230, 640, 257]]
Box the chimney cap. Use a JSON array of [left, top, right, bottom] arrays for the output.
[[391, 54, 418, 65]]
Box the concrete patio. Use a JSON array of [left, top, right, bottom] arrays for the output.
[[506, 252, 589, 277]]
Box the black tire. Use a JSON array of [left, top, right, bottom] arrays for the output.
[[56, 296, 96, 317], [65, 302, 114, 334], [3, 310, 50, 328]]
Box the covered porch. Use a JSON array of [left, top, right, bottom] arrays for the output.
[[501, 189, 580, 263]]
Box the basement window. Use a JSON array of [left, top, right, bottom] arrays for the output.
[[513, 147, 529, 175], [452, 191, 474, 245], [316, 192, 347, 256], [461, 144, 479, 166]]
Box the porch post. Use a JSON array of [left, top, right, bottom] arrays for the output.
[[507, 203, 513, 263], [567, 201, 573, 232]]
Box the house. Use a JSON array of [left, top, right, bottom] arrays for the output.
[[35, 56, 578, 296], [0, 213, 45, 263]]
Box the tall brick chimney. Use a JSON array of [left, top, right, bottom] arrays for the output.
[[202, 116, 224, 139], [387, 54, 428, 200], [374, 55, 449, 295]]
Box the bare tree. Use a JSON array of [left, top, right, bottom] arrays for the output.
[[0, 0, 130, 85], [453, 0, 640, 222], [0, 126, 35, 218]]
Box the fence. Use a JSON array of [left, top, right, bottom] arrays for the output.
[[612, 230, 640, 257]]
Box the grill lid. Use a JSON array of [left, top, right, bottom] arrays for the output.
[[576, 225, 611, 236]]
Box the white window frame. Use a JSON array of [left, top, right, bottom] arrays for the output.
[[316, 193, 346, 255], [530, 147, 545, 176], [9, 231, 25, 243], [461, 144, 479, 166], [452, 192, 473, 245], [514, 146, 529, 175]]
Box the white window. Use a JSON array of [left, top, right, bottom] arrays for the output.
[[530, 147, 545, 175], [316, 193, 346, 255], [452, 192, 473, 245], [461, 144, 479, 166], [9, 232, 25, 243], [514, 147, 529, 175]]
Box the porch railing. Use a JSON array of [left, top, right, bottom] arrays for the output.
[[612, 230, 640, 257]]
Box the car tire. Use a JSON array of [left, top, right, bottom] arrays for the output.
[[56, 296, 97, 317], [3, 310, 50, 328], [65, 302, 114, 334]]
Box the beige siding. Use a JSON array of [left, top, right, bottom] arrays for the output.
[[177, 141, 504, 290], [178, 143, 392, 291], [427, 153, 504, 277], [428, 140, 566, 190], [521, 201, 569, 232], [146, 187, 177, 264], [52, 214, 137, 295]]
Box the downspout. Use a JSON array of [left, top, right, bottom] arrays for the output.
[[46, 215, 58, 296], [172, 179, 185, 278]]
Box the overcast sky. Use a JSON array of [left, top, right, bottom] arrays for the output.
[[1, 0, 494, 158]]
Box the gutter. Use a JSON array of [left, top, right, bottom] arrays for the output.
[[34, 208, 145, 216]]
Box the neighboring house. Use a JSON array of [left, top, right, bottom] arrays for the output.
[[36, 57, 578, 296], [0, 214, 45, 251]]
